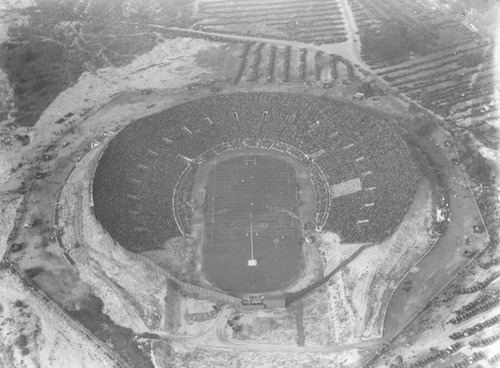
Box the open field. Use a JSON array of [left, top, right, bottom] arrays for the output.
[[0, 0, 196, 127], [203, 152, 303, 294], [194, 0, 347, 44], [347, 0, 499, 130]]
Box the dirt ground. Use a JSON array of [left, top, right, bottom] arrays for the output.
[[0, 271, 116, 368], [0, 1, 497, 364], [0, 34, 236, 368]]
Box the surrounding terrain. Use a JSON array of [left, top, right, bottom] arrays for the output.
[[0, 0, 499, 367]]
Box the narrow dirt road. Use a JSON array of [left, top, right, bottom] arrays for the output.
[[39, 313, 56, 367]]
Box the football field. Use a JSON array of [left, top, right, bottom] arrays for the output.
[[202, 153, 304, 294]]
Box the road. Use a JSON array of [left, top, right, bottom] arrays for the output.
[[147, 25, 366, 67], [381, 120, 490, 340], [146, 0, 368, 69], [39, 312, 56, 367], [5, 265, 130, 368], [72, 195, 150, 333]]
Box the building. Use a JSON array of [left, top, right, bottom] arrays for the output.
[[264, 294, 286, 309]]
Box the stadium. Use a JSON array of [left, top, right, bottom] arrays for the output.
[[92, 92, 419, 295]]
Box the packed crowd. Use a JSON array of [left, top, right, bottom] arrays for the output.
[[93, 92, 417, 251]]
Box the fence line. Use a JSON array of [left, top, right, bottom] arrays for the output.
[[178, 281, 242, 304]]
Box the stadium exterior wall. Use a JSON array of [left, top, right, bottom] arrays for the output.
[[178, 281, 242, 304]]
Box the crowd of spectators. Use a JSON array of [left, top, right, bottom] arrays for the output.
[[93, 92, 418, 252]]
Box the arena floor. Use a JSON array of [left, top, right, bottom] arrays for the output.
[[202, 153, 304, 294]]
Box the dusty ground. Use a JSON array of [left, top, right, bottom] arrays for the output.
[[0, 271, 116, 368], [58, 141, 166, 332], [0, 34, 237, 368], [153, 340, 365, 368], [191, 178, 433, 349], [0, 0, 497, 366], [301, 178, 434, 346]]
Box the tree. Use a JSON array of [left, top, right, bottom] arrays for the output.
[[361, 21, 428, 64], [358, 82, 375, 98]]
